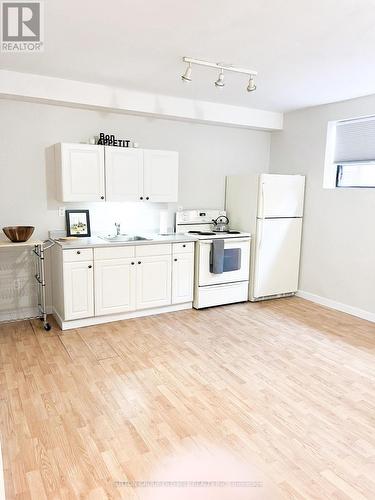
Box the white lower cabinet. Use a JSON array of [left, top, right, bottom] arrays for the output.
[[55, 242, 194, 326], [94, 258, 136, 316], [136, 255, 172, 310], [172, 253, 194, 304], [63, 261, 94, 320]]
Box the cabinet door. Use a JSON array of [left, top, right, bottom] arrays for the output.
[[94, 258, 136, 316], [105, 147, 144, 202], [172, 253, 194, 304], [143, 150, 178, 202], [63, 261, 94, 320], [136, 255, 172, 310], [60, 144, 105, 202]]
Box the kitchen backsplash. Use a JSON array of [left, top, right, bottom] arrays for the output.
[[52, 202, 177, 236]]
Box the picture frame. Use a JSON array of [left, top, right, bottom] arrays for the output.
[[65, 209, 91, 237]]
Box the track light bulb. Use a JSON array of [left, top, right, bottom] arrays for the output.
[[247, 75, 256, 92], [181, 63, 192, 82], [215, 69, 225, 87]]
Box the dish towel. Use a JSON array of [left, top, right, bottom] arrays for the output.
[[210, 239, 225, 274]]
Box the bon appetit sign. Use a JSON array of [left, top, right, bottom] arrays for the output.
[[97, 133, 131, 147]]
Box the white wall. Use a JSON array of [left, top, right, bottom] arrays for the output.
[[0, 98, 271, 318], [270, 94, 375, 318], [0, 99, 271, 239]]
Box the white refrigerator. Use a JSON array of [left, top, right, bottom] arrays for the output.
[[225, 174, 305, 301]]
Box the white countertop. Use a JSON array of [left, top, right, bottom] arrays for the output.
[[53, 233, 198, 249]]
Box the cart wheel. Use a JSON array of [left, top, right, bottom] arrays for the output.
[[44, 323, 51, 331]]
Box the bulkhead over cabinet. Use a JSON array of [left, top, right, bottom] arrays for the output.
[[52, 143, 179, 203]]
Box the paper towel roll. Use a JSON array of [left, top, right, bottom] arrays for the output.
[[159, 210, 169, 235]]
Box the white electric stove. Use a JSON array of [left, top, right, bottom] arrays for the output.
[[176, 210, 251, 308]]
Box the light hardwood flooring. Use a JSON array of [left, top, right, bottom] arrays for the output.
[[1, 297, 375, 499]]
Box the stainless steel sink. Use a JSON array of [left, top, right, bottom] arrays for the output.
[[99, 234, 151, 242]]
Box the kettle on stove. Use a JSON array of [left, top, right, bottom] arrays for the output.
[[212, 215, 230, 232]]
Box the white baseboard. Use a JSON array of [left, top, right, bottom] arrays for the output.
[[53, 302, 192, 331], [296, 290, 375, 323]]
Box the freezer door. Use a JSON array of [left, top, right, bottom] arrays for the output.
[[257, 174, 305, 218], [253, 218, 302, 298]]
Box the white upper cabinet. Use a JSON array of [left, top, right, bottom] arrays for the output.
[[105, 147, 144, 202], [56, 143, 105, 202], [53, 143, 179, 203], [143, 150, 179, 202]]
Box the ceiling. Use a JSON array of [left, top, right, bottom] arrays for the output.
[[1, 0, 375, 112]]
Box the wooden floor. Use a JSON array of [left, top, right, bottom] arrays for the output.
[[1, 297, 375, 499]]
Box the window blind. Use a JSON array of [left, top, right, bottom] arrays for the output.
[[334, 116, 375, 163]]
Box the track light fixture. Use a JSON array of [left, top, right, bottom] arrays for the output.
[[214, 69, 225, 87], [181, 62, 192, 82], [181, 57, 257, 93]]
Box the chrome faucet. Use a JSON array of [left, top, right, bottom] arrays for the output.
[[115, 222, 121, 236]]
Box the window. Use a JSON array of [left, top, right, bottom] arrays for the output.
[[324, 116, 375, 189], [336, 164, 375, 188]]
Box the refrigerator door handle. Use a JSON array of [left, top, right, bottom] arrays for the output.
[[260, 182, 265, 218], [257, 222, 263, 249]]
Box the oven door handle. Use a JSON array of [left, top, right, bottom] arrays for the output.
[[199, 238, 251, 244]]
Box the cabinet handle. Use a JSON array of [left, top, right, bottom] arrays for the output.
[[100, 196, 104, 200], [88, 265, 92, 269], [77, 250, 81, 255], [182, 244, 186, 248], [174, 258, 178, 262], [146, 196, 149, 200], [140, 196, 143, 200], [131, 262, 135, 265], [138, 261, 141, 264]]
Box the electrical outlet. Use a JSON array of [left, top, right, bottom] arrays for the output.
[[58, 207, 65, 217]]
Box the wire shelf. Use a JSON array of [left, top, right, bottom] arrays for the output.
[[0, 239, 55, 331]]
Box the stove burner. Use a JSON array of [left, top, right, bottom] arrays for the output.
[[213, 230, 241, 234], [188, 230, 216, 235]]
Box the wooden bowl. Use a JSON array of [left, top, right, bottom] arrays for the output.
[[2, 226, 35, 243]]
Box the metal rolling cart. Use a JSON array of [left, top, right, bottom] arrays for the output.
[[0, 239, 55, 331], [33, 240, 55, 330]]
